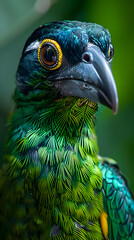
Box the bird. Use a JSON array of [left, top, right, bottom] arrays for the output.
[[0, 20, 134, 240]]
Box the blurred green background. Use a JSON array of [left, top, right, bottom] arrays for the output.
[[0, 0, 134, 191]]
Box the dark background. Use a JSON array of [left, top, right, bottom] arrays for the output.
[[0, 0, 134, 191]]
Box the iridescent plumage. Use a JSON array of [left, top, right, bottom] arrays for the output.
[[0, 21, 133, 240]]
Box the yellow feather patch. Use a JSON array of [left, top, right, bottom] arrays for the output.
[[100, 210, 109, 239]]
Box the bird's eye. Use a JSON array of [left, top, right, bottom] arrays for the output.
[[38, 39, 63, 70], [107, 43, 114, 62]]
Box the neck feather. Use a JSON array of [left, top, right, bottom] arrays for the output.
[[7, 88, 98, 165]]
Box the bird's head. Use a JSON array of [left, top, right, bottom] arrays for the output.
[[16, 21, 118, 114]]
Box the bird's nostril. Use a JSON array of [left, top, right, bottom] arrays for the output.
[[82, 52, 91, 63]]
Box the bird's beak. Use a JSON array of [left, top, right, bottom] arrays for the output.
[[50, 43, 118, 114]]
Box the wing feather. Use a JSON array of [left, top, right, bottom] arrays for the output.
[[99, 157, 134, 240]]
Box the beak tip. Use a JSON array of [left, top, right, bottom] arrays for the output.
[[113, 108, 118, 115], [112, 98, 118, 115]]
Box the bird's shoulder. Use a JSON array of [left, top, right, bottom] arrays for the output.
[[98, 156, 134, 240]]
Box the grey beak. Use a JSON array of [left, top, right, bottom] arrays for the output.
[[49, 43, 118, 114]]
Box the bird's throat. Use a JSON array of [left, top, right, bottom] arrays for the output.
[[6, 92, 99, 169], [12, 87, 98, 142]]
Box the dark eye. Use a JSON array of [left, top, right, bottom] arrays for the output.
[[41, 44, 58, 67], [107, 43, 114, 62], [38, 39, 63, 70]]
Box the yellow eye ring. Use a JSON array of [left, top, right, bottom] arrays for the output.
[[38, 39, 63, 70], [107, 43, 114, 61]]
